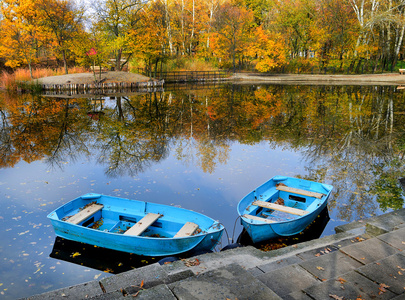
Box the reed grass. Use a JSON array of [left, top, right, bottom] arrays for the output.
[[0, 66, 87, 91]]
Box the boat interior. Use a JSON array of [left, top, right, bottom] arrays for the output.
[[61, 202, 200, 239], [246, 185, 325, 222]]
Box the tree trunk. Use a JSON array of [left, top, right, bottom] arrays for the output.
[[62, 49, 68, 74], [164, 0, 174, 54]]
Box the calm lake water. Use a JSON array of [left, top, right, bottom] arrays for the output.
[[1, 83, 404, 299]]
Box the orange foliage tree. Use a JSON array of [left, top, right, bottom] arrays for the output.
[[0, 0, 44, 78], [248, 26, 287, 72]]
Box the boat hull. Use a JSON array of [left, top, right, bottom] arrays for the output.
[[237, 176, 333, 243], [48, 194, 224, 257]]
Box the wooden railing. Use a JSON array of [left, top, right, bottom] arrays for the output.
[[138, 69, 231, 83]]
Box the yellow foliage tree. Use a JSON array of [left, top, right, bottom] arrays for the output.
[[211, 2, 254, 72], [248, 26, 287, 72]]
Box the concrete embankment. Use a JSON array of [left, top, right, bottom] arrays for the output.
[[25, 208, 405, 299]]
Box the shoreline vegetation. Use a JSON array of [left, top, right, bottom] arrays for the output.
[[2, 67, 405, 94], [2, 0, 405, 95]]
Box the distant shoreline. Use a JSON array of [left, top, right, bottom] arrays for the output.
[[231, 72, 405, 86], [34, 71, 405, 86]]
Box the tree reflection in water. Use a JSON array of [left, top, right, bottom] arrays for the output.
[[0, 84, 404, 221]]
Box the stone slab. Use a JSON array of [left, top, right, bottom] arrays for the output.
[[168, 263, 281, 300], [247, 266, 265, 277], [164, 269, 195, 284], [283, 290, 315, 300], [377, 227, 405, 250], [87, 290, 126, 299], [339, 238, 399, 264], [365, 209, 405, 236], [100, 264, 167, 293], [296, 244, 338, 260], [257, 255, 303, 273], [299, 250, 363, 281], [304, 270, 396, 300], [335, 220, 366, 234], [256, 264, 319, 297], [331, 236, 368, 249], [357, 253, 405, 295], [26, 280, 103, 299], [161, 247, 265, 276], [392, 294, 405, 300], [129, 284, 177, 299]]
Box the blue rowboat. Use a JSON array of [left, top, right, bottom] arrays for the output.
[[237, 176, 333, 243], [47, 194, 224, 257]]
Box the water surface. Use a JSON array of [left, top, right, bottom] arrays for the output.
[[1, 83, 404, 299]]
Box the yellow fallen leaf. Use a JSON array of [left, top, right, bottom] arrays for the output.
[[72, 252, 81, 258], [317, 266, 325, 270]]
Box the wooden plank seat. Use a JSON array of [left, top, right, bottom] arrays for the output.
[[124, 213, 162, 236], [67, 203, 104, 224], [174, 222, 199, 238], [276, 185, 324, 199], [243, 214, 276, 224], [252, 200, 308, 216]]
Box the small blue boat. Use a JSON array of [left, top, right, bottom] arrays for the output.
[[48, 194, 224, 256], [237, 176, 333, 243]]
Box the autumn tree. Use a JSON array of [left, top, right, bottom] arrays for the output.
[[0, 0, 43, 78], [270, 0, 316, 59], [248, 26, 287, 72], [92, 0, 144, 71], [36, 0, 86, 74], [70, 26, 110, 78], [129, 0, 170, 77], [212, 2, 254, 72], [348, 0, 405, 71], [315, 0, 357, 69]]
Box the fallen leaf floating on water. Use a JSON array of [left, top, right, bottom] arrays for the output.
[[71, 252, 81, 258], [316, 266, 325, 270]]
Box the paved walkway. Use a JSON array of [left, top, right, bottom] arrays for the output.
[[25, 208, 405, 299]]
